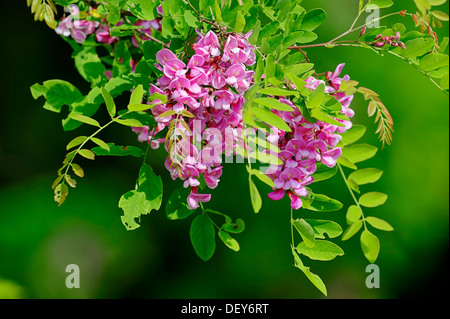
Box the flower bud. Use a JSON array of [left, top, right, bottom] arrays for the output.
[[373, 42, 386, 48], [399, 41, 407, 50], [360, 26, 367, 39], [396, 32, 401, 41], [375, 34, 383, 40]]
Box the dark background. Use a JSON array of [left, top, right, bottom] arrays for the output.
[[0, 0, 448, 298]]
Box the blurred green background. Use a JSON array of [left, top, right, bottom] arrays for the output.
[[0, 0, 448, 299]]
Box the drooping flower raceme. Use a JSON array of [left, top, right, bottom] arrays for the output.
[[264, 64, 355, 210], [129, 27, 354, 211], [133, 30, 256, 210]]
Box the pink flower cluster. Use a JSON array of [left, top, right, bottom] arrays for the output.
[[133, 30, 256, 209], [372, 32, 406, 49], [55, 6, 100, 44], [55, 5, 163, 46], [264, 64, 355, 210]]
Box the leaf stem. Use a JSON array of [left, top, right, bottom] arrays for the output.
[[338, 163, 367, 230], [290, 207, 295, 248], [60, 111, 132, 186]]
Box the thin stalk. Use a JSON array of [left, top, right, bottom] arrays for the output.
[[338, 164, 367, 230], [62, 110, 133, 179]]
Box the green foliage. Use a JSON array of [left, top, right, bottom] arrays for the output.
[[166, 188, 196, 220], [190, 214, 216, 261], [249, 177, 262, 213], [297, 240, 344, 261], [29, 0, 449, 297], [30, 80, 82, 113], [293, 219, 316, 248], [119, 164, 163, 230], [303, 192, 343, 212], [91, 143, 144, 157]]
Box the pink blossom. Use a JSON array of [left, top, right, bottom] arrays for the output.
[[95, 24, 117, 44], [187, 187, 212, 209]]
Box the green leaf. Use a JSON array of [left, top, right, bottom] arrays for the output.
[[359, 192, 388, 208], [293, 218, 316, 248], [292, 249, 328, 296], [78, 149, 96, 160], [106, 3, 121, 25], [30, 80, 83, 113], [218, 230, 240, 252], [339, 124, 366, 146], [254, 97, 294, 111], [393, 38, 435, 58], [119, 190, 147, 230], [235, 10, 246, 33], [71, 163, 84, 178], [120, 164, 163, 230], [249, 178, 262, 213], [343, 144, 378, 163], [69, 114, 101, 127], [304, 219, 343, 239], [138, 164, 163, 210], [428, 0, 447, 5], [101, 87, 116, 118], [91, 143, 143, 157], [360, 230, 380, 263], [419, 53, 449, 72], [190, 214, 216, 261], [348, 168, 383, 185], [91, 137, 110, 151], [222, 218, 245, 234], [348, 177, 360, 193], [285, 63, 314, 76], [297, 31, 318, 44], [258, 21, 280, 43], [184, 10, 200, 28], [54, 183, 69, 206], [127, 104, 153, 112], [113, 118, 146, 127], [129, 84, 144, 106], [258, 87, 299, 97], [127, 0, 155, 20], [251, 106, 292, 132], [346, 205, 363, 224], [249, 168, 275, 187], [431, 10, 449, 21], [441, 74, 449, 90], [113, 39, 131, 77], [166, 188, 196, 220], [300, 9, 326, 31], [337, 156, 358, 170], [305, 193, 343, 212], [366, 0, 394, 9], [310, 108, 346, 127], [266, 34, 284, 54], [342, 220, 363, 241], [312, 163, 338, 182], [359, 0, 365, 12], [297, 240, 344, 261], [307, 83, 325, 109], [73, 47, 107, 86], [282, 31, 305, 50], [214, 1, 223, 22], [365, 216, 394, 231], [66, 136, 88, 150]]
